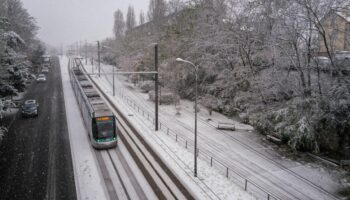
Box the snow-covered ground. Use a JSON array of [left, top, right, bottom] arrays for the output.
[[84, 61, 346, 200]]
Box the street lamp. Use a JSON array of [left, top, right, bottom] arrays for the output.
[[97, 41, 101, 77], [175, 57, 198, 177]]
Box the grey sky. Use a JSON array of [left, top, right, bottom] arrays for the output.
[[21, 0, 149, 47]]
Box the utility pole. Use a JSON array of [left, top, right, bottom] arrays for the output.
[[155, 43, 159, 131], [78, 41, 81, 56], [97, 41, 100, 77], [194, 70, 198, 177], [76, 42, 78, 56], [85, 40, 87, 65], [113, 66, 115, 96]]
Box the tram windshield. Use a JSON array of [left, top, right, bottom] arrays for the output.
[[95, 116, 115, 139]]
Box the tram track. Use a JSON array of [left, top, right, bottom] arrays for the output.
[[75, 58, 195, 200], [181, 108, 341, 200], [95, 63, 341, 200]]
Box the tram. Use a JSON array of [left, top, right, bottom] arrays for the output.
[[69, 58, 117, 149]]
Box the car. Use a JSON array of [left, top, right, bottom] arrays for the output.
[[21, 99, 39, 117], [36, 74, 46, 82], [334, 53, 350, 72], [41, 67, 49, 73], [312, 56, 330, 70]]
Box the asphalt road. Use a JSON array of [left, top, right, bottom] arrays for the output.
[[0, 57, 76, 200]]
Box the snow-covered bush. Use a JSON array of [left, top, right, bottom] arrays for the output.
[[288, 117, 318, 152], [250, 89, 350, 153], [161, 93, 179, 105], [0, 82, 17, 97], [148, 90, 180, 105], [312, 86, 350, 153], [249, 98, 319, 152], [0, 127, 7, 142], [138, 80, 154, 93]]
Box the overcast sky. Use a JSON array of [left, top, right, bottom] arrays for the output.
[[21, 0, 149, 47]]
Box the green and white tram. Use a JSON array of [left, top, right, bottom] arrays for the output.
[[69, 59, 117, 149]]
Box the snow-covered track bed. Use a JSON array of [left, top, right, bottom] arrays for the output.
[[94, 148, 147, 200]]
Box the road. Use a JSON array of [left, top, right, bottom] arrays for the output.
[[0, 57, 77, 200]]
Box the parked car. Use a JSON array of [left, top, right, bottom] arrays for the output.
[[41, 67, 49, 73], [21, 99, 39, 117], [335, 53, 350, 73], [36, 74, 46, 82], [312, 56, 330, 70]]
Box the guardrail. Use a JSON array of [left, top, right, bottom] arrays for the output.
[[115, 89, 281, 200]]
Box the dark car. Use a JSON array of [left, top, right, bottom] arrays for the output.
[[22, 100, 39, 117]]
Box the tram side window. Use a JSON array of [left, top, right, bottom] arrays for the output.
[[94, 116, 115, 139], [92, 119, 98, 139]]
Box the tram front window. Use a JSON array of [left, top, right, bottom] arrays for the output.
[[95, 117, 115, 139]]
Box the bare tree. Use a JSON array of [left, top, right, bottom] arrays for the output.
[[139, 10, 145, 25], [126, 5, 136, 32], [168, 0, 185, 14], [113, 9, 125, 38], [147, 0, 167, 22]]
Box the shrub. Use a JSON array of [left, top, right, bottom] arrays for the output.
[[148, 91, 180, 105], [138, 81, 154, 93]]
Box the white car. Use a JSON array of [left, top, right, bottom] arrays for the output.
[[36, 74, 46, 82], [41, 67, 49, 73]]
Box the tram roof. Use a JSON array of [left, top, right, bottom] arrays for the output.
[[73, 67, 113, 117]]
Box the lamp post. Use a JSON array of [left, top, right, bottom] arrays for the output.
[[154, 44, 159, 131], [175, 57, 198, 177], [85, 40, 87, 65], [113, 65, 115, 96], [97, 41, 100, 77]]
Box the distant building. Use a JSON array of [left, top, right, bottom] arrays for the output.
[[319, 8, 350, 55]]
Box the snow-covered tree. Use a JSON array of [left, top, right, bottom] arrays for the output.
[[0, 0, 42, 108], [139, 10, 145, 25], [126, 6, 136, 32], [113, 9, 125, 38], [148, 0, 167, 22], [168, 0, 185, 14]]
